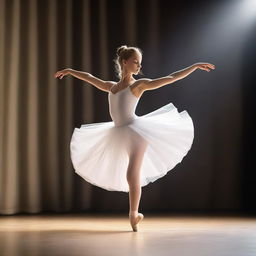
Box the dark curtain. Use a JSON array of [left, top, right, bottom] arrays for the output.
[[1, 0, 255, 214]]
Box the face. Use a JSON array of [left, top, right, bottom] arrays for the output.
[[123, 51, 142, 75]]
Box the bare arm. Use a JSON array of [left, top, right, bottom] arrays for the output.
[[140, 62, 215, 91], [54, 68, 114, 92]]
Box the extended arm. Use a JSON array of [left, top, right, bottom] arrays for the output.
[[54, 68, 114, 92], [140, 62, 215, 91]]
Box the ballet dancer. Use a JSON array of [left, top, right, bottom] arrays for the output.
[[55, 45, 215, 231]]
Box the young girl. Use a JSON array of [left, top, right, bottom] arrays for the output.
[[55, 45, 215, 232]]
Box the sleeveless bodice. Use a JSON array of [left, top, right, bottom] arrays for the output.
[[108, 86, 139, 127]]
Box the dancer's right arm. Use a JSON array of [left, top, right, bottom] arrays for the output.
[[54, 68, 114, 92]]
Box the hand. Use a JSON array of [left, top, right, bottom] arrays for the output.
[[54, 68, 71, 79], [195, 63, 215, 72]]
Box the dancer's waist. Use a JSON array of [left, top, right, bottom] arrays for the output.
[[112, 115, 137, 127]]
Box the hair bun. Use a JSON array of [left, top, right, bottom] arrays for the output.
[[116, 45, 128, 56]]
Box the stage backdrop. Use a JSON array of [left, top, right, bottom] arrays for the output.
[[1, 0, 255, 214]]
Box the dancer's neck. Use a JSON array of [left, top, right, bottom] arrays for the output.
[[119, 73, 135, 85]]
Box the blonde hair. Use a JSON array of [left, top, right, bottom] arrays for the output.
[[113, 45, 143, 79]]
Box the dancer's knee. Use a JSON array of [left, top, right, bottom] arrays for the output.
[[126, 168, 141, 185], [126, 145, 146, 186], [126, 171, 139, 185]]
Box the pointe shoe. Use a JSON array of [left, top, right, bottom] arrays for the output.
[[129, 213, 144, 232]]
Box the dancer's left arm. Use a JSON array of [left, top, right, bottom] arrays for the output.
[[140, 62, 215, 91]]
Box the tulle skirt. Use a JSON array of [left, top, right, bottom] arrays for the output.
[[70, 102, 194, 192]]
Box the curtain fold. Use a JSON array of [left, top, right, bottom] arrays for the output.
[[26, 0, 40, 213], [2, 0, 20, 214], [0, 0, 6, 212]]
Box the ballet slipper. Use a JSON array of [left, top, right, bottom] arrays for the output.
[[129, 212, 144, 232]]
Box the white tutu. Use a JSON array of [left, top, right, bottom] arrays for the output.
[[70, 86, 194, 192]]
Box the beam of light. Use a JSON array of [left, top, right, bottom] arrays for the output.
[[241, 0, 256, 21], [189, 0, 256, 58]]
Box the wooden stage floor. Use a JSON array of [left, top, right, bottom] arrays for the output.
[[0, 213, 255, 256]]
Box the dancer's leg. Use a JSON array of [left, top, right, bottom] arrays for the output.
[[126, 135, 147, 231], [126, 147, 146, 213]]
